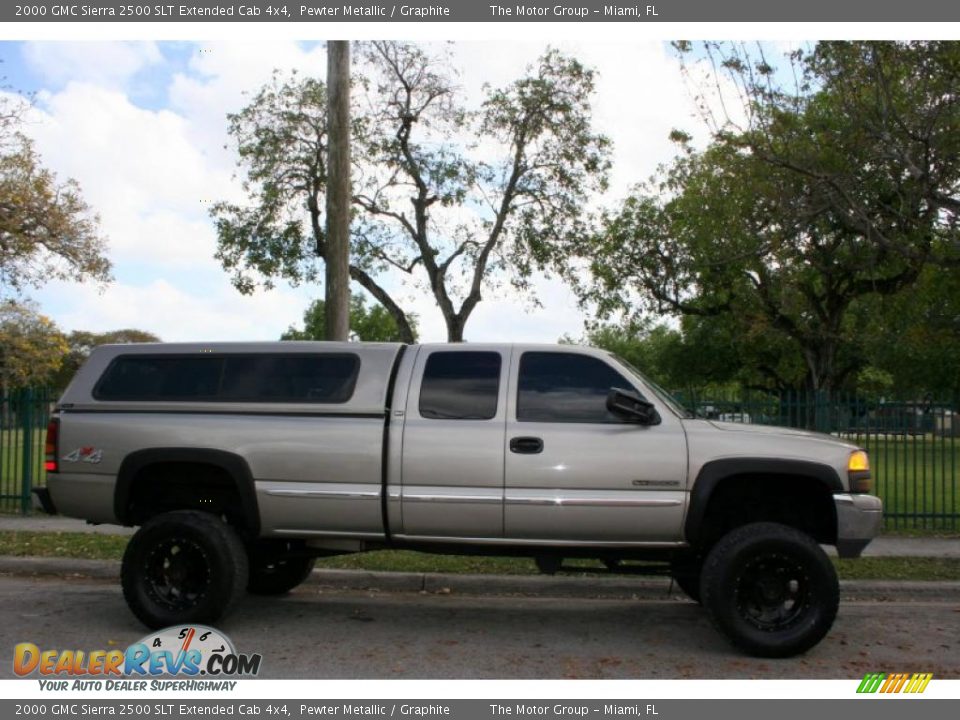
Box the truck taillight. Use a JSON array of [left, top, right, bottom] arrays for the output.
[[44, 418, 59, 473]]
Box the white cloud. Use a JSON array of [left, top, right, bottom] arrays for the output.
[[22, 41, 162, 90], [16, 40, 728, 345], [167, 41, 329, 171], [37, 277, 308, 342], [25, 81, 235, 268]]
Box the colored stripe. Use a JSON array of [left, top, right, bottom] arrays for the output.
[[917, 673, 933, 693], [858, 672, 885, 693], [892, 674, 909, 693], [880, 674, 898, 693]]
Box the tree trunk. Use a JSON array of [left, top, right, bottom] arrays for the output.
[[446, 314, 466, 343], [802, 342, 838, 431], [325, 40, 351, 341]]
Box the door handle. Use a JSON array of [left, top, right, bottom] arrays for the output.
[[510, 436, 544, 454]]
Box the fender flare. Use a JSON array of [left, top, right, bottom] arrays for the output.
[[114, 448, 260, 534], [684, 458, 842, 545]]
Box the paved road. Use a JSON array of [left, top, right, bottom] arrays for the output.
[[1, 574, 957, 680]]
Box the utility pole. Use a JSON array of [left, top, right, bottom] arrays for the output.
[[325, 40, 351, 341]]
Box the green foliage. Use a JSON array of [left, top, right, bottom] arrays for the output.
[[861, 264, 960, 397], [569, 42, 959, 395], [214, 42, 609, 342], [0, 301, 67, 388], [0, 96, 111, 299], [281, 295, 418, 343], [50, 328, 161, 391]]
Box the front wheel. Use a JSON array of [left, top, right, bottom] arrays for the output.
[[701, 522, 839, 658], [121, 510, 248, 629]]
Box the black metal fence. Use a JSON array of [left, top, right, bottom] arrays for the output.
[[674, 391, 960, 530], [0, 387, 55, 514]]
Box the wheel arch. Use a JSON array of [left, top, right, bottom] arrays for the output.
[[115, 448, 260, 535], [685, 458, 842, 547]]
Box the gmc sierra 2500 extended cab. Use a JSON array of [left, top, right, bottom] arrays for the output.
[[38, 342, 882, 657]]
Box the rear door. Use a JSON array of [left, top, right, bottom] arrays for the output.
[[504, 349, 687, 542], [398, 346, 510, 539]]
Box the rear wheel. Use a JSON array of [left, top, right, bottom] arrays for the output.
[[121, 510, 248, 629], [701, 522, 839, 658]]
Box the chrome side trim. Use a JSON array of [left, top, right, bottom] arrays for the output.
[[272, 529, 385, 539], [264, 488, 380, 500], [392, 534, 688, 548], [506, 496, 682, 508], [403, 493, 502, 505]]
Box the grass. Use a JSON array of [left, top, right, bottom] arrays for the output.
[[0, 530, 956, 582]]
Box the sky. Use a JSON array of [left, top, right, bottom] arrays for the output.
[[1, 39, 733, 343]]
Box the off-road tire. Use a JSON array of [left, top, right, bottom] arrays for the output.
[[701, 522, 839, 658], [121, 510, 248, 630], [247, 555, 316, 595]]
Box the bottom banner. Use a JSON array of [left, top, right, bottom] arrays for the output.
[[0, 700, 954, 720]]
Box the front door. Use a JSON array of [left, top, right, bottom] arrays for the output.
[[504, 350, 687, 543]]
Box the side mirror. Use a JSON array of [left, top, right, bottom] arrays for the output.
[[606, 387, 660, 425]]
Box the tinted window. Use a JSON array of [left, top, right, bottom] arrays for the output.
[[220, 355, 358, 403], [94, 354, 359, 403], [518, 352, 636, 423], [419, 352, 501, 420]]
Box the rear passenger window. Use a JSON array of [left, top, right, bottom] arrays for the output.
[[419, 351, 501, 420], [518, 352, 636, 423], [94, 354, 359, 403]]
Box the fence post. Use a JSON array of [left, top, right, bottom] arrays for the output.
[[20, 387, 33, 515]]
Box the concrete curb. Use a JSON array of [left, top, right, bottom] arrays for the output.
[[1, 556, 958, 602]]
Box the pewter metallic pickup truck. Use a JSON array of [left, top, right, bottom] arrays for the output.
[[39, 342, 882, 657]]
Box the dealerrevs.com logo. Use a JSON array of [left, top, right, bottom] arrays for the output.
[[14, 625, 261, 690]]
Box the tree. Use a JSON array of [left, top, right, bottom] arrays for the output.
[[281, 295, 418, 343], [861, 264, 960, 397], [214, 42, 609, 342], [569, 42, 953, 396], [580, 142, 922, 395], [0, 300, 67, 389], [675, 41, 960, 267], [0, 95, 111, 299], [50, 328, 161, 391]]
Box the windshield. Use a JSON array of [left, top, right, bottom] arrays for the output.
[[609, 354, 696, 419]]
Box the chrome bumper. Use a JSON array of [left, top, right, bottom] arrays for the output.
[[834, 493, 883, 558]]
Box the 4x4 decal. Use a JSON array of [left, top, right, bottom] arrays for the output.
[[63, 446, 103, 464]]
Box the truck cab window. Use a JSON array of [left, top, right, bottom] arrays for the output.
[[419, 351, 501, 420], [517, 351, 636, 423]]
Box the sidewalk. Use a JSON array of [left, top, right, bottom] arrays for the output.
[[0, 514, 957, 557]]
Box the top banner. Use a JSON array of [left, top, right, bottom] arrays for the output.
[[7, 0, 960, 23]]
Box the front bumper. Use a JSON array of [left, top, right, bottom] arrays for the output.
[[834, 493, 883, 558]]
